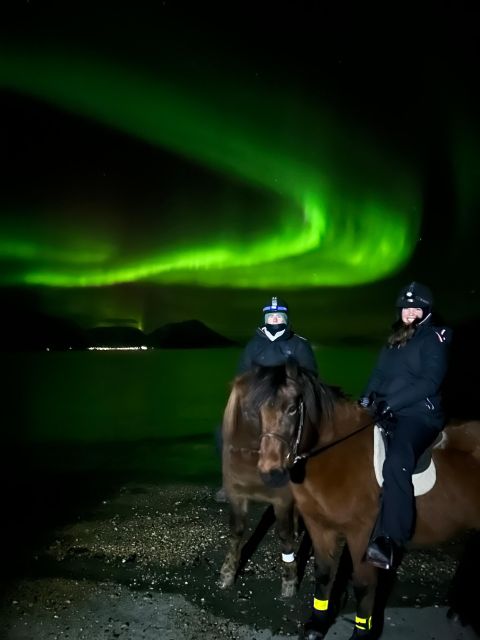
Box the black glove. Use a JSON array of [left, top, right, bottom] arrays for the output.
[[375, 400, 394, 421], [358, 395, 372, 408]]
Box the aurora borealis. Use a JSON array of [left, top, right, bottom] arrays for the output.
[[1, 5, 480, 337], [0, 16, 420, 290]]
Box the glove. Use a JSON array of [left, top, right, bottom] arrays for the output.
[[358, 395, 372, 408], [375, 400, 394, 421]]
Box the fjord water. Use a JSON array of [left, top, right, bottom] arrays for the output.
[[3, 346, 377, 478]]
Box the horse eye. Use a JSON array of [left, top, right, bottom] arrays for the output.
[[287, 404, 297, 415]]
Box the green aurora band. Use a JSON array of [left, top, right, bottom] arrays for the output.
[[0, 45, 420, 288]]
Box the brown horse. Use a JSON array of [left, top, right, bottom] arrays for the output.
[[248, 361, 480, 640], [219, 368, 301, 598]]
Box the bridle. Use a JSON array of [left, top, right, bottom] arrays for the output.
[[259, 399, 305, 464]]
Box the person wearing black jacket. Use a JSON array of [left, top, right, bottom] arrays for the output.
[[237, 296, 318, 376], [214, 295, 317, 502], [360, 281, 451, 570]]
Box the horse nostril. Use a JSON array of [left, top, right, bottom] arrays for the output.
[[260, 469, 289, 488]]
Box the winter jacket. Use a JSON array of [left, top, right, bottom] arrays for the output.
[[362, 317, 451, 428], [237, 326, 318, 376]]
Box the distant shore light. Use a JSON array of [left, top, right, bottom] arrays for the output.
[[87, 346, 150, 351]]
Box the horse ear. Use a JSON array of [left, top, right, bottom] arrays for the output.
[[285, 357, 299, 380]]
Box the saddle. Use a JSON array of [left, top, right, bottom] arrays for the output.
[[373, 425, 445, 496]]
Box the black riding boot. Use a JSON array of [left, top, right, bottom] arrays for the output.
[[365, 536, 401, 570]]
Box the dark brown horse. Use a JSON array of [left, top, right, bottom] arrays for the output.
[[219, 368, 300, 597], [248, 361, 480, 640]]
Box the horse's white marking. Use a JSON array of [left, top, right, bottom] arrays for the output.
[[282, 552, 295, 563], [373, 425, 436, 496]]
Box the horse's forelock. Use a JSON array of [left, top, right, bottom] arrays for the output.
[[237, 365, 340, 430], [242, 366, 289, 414]]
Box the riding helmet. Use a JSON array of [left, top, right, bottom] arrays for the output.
[[262, 296, 289, 324], [395, 281, 433, 312]]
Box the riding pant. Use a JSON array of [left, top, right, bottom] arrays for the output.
[[375, 416, 440, 545]]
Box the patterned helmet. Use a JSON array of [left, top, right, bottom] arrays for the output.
[[262, 296, 289, 324], [395, 281, 433, 310]]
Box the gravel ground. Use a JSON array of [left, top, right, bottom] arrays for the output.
[[0, 481, 478, 639]]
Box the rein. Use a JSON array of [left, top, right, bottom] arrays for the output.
[[258, 400, 377, 467], [289, 410, 378, 467]]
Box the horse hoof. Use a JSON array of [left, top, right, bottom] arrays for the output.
[[300, 618, 329, 640], [280, 579, 297, 598], [347, 629, 376, 639], [301, 629, 326, 640], [447, 607, 470, 627], [218, 572, 234, 589]]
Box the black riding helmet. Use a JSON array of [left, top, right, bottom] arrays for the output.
[[395, 281, 433, 317]]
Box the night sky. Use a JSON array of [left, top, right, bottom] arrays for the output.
[[1, 3, 480, 343]]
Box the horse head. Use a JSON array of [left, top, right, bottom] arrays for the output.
[[243, 360, 333, 488]]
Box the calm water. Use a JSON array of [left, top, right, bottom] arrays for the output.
[[3, 346, 377, 476], [5, 346, 377, 441]]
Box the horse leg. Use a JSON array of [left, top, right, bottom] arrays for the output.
[[301, 522, 344, 640], [273, 500, 297, 598], [346, 533, 379, 640], [218, 496, 248, 589]]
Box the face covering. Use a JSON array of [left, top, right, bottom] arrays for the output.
[[262, 323, 287, 341]]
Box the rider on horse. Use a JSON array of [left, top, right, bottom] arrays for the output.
[[360, 281, 452, 570], [215, 296, 317, 502], [237, 296, 318, 376]]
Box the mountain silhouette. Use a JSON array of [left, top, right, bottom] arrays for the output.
[[1, 311, 87, 351], [148, 319, 237, 349], [1, 311, 236, 351]]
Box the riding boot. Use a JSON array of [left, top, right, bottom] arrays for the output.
[[365, 536, 400, 570]]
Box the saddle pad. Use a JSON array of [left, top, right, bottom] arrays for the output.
[[373, 425, 437, 496]]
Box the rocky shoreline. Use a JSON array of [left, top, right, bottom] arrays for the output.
[[1, 481, 478, 639]]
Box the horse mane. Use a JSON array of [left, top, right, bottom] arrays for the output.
[[222, 382, 242, 441], [222, 371, 264, 444], [299, 369, 339, 426], [328, 384, 350, 401], [240, 362, 339, 426]]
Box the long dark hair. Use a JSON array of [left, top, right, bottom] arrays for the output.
[[387, 317, 422, 347]]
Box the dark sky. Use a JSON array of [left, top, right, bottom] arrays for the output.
[[1, 2, 480, 342]]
